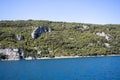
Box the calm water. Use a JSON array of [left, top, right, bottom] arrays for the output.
[[0, 56, 120, 80]]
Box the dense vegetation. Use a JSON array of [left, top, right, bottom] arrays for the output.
[[0, 20, 120, 58]]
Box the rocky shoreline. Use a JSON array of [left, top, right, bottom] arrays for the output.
[[1, 54, 120, 61]]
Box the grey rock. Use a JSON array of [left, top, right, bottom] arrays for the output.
[[31, 26, 51, 39]]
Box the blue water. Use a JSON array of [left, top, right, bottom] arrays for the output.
[[0, 56, 120, 80]]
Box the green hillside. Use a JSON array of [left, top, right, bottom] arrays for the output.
[[0, 20, 120, 58]]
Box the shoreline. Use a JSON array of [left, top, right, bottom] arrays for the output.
[[25, 54, 120, 60], [1, 54, 120, 61]]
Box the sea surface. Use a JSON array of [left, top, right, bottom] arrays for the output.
[[0, 56, 120, 80]]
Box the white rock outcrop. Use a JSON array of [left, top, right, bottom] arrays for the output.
[[96, 32, 112, 41], [0, 48, 24, 60], [76, 25, 89, 30], [83, 25, 89, 30], [104, 43, 110, 48]]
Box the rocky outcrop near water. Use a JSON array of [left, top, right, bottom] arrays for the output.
[[0, 48, 24, 60]]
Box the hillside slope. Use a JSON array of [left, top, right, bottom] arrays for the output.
[[0, 20, 120, 59]]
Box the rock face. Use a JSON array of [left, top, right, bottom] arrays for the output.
[[31, 26, 51, 39], [0, 48, 24, 60], [96, 32, 112, 41]]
